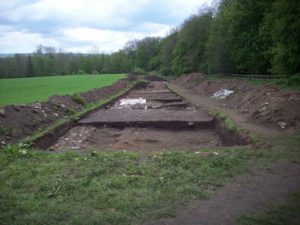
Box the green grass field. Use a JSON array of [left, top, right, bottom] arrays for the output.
[[0, 74, 126, 106]]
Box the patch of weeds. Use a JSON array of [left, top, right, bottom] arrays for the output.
[[266, 133, 300, 163], [64, 107, 76, 115], [0, 126, 12, 135], [0, 147, 260, 225], [71, 93, 86, 105], [248, 132, 262, 144], [247, 131, 262, 145], [0, 143, 34, 168], [209, 109, 237, 131], [238, 192, 300, 225]]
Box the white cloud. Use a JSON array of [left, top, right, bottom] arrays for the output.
[[1, 0, 149, 26], [0, 0, 216, 53], [59, 23, 171, 53], [0, 27, 59, 53]]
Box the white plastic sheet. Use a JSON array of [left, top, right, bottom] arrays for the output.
[[213, 89, 234, 99], [120, 98, 146, 106]]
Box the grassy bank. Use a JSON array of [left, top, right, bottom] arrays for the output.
[[0, 146, 262, 225], [0, 74, 126, 106], [1, 133, 299, 225]]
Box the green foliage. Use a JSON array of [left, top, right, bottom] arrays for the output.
[[0, 147, 259, 225], [2, 143, 33, 161], [159, 31, 178, 76], [135, 37, 161, 72], [262, 0, 300, 75], [0, 74, 125, 106], [71, 93, 86, 105], [172, 11, 213, 75], [0, 127, 12, 135], [64, 107, 76, 116], [133, 67, 145, 74], [77, 69, 87, 75], [203, 2, 235, 74]]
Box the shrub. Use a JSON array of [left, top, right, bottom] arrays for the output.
[[71, 93, 86, 105], [77, 69, 88, 75], [133, 67, 146, 74]]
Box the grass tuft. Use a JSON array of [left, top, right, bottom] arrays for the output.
[[209, 109, 237, 131], [71, 93, 86, 105]]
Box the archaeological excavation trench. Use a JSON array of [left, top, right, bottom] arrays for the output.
[[37, 81, 249, 152]]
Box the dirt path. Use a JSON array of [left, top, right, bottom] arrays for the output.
[[144, 162, 300, 225], [169, 83, 289, 138]]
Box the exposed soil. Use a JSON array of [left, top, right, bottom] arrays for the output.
[[51, 126, 223, 152], [0, 79, 130, 145], [78, 109, 213, 128], [48, 79, 248, 151], [144, 162, 300, 225], [49, 81, 243, 151], [173, 74, 300, 131]]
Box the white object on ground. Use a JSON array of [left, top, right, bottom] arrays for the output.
[[213, 89, 234, 99], [120, 98, 146, 106]]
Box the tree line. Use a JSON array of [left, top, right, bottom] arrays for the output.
[[0, 0, 299, 78]]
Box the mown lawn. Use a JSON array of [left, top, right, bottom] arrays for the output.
[[0, 74, 126, 106], [0, 146, 262, 225]]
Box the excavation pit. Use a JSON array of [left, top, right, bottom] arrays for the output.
[[41, 81, 250, 151]]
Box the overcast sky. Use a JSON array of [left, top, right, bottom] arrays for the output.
[[0, 0, 216, 54]]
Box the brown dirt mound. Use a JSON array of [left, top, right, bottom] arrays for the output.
[[0, 79, 129, 145], [172, 73, 206, 88], [172, 74, 300, 129]]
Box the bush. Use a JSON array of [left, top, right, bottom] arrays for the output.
[[71, 93, 86, 105], [287, 74, 300, 87], [148, 70, 159, 76], [64, 107, 76, 115], [77, 69, 88, 75], [133, 67, 146, 74], [160, 67, 172, 76]]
